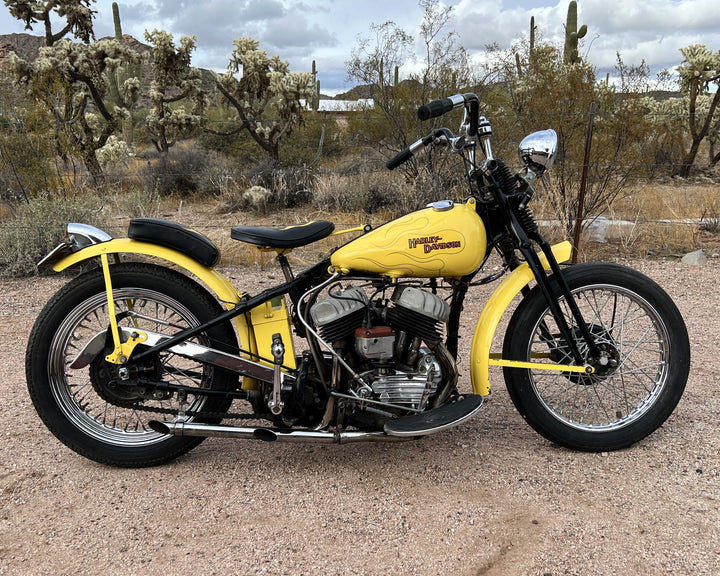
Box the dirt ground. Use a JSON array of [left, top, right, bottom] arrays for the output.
[[1, 256, 718, 576]]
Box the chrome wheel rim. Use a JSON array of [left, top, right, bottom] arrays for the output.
[[48, 288, 214, 447], [527, 284, 670, 432]]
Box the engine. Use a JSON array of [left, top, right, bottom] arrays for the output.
[[309, 283, 455, 416]]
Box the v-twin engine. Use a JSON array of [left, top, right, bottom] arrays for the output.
[[310, 283, 456, 413]]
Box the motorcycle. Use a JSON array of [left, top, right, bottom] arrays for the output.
[[26, 93, 690, 467]]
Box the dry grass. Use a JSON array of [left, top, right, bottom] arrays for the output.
[[5, 170, 716, 278], [607, 182, 718, 221], [109, 178, 719, 268]]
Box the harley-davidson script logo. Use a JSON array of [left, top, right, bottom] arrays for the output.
[[408, 236, 462, 253]]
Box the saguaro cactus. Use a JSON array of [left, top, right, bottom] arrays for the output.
[[310, 60, 320, 111], [106, 2, 141, 142], [516, 15, 537, 78], [529, 15, 536, 58], [563, 1, 587, 65], [112, 2, 122, 38]]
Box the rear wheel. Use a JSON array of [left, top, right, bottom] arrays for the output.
[[26, 263, 238, 467], [503, 263, 690, 451]]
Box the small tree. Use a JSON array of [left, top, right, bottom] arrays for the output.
[[345, 20, 413, 146], [508, 40, 657, 233], [210, 38, 313, 162], [145, 29, 203, 155], [346, 0, 471, 189]]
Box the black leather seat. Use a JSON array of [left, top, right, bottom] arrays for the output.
[[128, 218, 220, 267], [231, 221, 335, 249]]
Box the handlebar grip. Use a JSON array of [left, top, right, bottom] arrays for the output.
[[417, 97, 456, 121], [386, 148, 413, 170]]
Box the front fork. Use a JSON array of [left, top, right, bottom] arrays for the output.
[[516, 237, 601, 365], [485, 161, 601, 365]]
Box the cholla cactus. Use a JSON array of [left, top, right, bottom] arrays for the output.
[[563, 1, 587, 65], [5, 0, 95, 45], [669, 44, 720, 175], [677, 44, 720, 91], [96, 134, 134, 167], [214, 37, 314, 160], [4, 0, 142, 181], [144, 29, 203, 154], [242, 185, 272, 211]]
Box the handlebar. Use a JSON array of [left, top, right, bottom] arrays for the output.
[[386, 148, 414, 170], [418, 93, 479, 136], [417, 95, 464, 121], [386, 93, 482, 170], [386, 130, 448, 171]]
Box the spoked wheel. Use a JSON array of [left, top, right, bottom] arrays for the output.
[[503, 263, 690, 451], [26, 263, 238, 467]]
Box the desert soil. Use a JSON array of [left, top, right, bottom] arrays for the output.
[[0, 257, 718, 576]]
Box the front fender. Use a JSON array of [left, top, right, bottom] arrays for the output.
[[469, 241, 572, 396], [51, 238, 243, 307]]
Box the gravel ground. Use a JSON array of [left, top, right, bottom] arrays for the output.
[[0, 257, 718, 576]]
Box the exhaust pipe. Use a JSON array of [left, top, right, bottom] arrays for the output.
[[148, 420, 407, 443]]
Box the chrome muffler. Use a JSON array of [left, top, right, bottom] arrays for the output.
[[148, 420, 406, 443], [148, 393, 484, 443]]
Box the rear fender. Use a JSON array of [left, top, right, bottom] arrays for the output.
[[51, 238, 259, 371]]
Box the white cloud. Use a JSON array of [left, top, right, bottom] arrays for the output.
[[1, 0, 719, 91]]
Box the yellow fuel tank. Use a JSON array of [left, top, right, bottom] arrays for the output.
[[331, 199, 486, 278]]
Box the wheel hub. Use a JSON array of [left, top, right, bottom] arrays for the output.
[[592, 342, 620, 377], [88, 346, 169, 407], [551, 324, 620, 384]]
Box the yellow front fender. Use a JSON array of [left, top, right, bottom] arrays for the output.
[[469, 241, 573, 396]]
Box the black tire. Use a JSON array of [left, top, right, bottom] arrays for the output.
[[26, 263, 239, 467], [503, 262, 690, 451]]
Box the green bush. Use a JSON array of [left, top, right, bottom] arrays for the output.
[[279, 116, 344, 165], [0, 192, 106, 278]]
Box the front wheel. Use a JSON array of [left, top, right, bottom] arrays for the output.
[[503, 263, 690, 451], [26, 263, 239, 467]]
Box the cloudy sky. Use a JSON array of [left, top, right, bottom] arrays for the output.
[[0, 0, 718, 94]]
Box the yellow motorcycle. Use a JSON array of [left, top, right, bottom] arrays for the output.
[[27, 94, 690, 467]]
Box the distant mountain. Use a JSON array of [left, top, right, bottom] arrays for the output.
[[333, 78, 421, 101], [334, 84, 375, 100], [0, 32, 44, 61]]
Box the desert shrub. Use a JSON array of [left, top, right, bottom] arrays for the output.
[[198, 120, 258, 163], [0, 191, 106, 277], [246, 159, 314, 209], [279, 116, 344, 165], [314, 172, 411, 215], [114, 187, 161, 219], [140, 149, 202, 196], [140, 148, 243, 197], [0, 130, 56, 198]]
